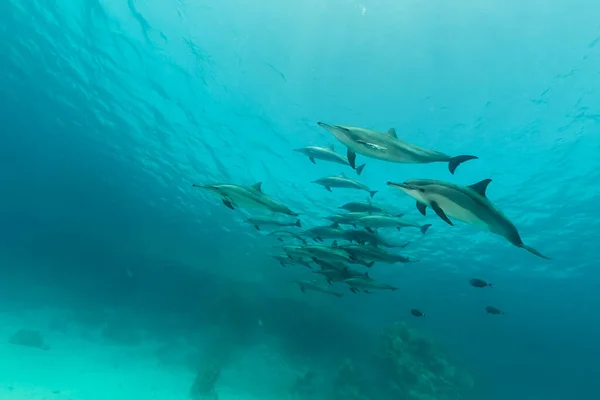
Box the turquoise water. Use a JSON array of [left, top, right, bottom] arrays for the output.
[[1, 0, 600, 399]]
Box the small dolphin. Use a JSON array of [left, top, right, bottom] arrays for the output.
[[469, 278, 492, 288], [300, 243, 354, 263], [339, 244, 418, 264], [317, 122, 478, 174], [312, 173, 378, 198], [294, 145, 366, 175], [313, 266, 366, 284], [339, 201, 388, 214], [246, 216, 301, 231], [326, 212, 375, 227], [344, 274, 398, 293], [303, 223, 348, 242], [343, 229, 409, 248], [267, 230, 307, 244], [354, 215, 430, 234], [193, 182, 298, 216], [485, 306, 504, 315], [387, 178, 550, 259], [295, 280, 344, 297]]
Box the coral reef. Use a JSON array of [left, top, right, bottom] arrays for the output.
[[9, 329, 50, 350], [189, 364, 221, 400], [377, 322, 473, 400]]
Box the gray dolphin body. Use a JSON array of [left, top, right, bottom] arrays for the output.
[[354, 215, 430, 234], [303, 223, 348, 242], [339, 244, 418, 264], [294, 145, 366, 175], [339, 201, 388, 214], [268, 230, 307, 244], [295, 280, 344, 297], [312, 173, 378, 198], [344, 274, 398, 293], [193, 182, 298, 216], [246, 216, 301, 231], [317, 122, 477, 174], [387, 178, 550, 259]]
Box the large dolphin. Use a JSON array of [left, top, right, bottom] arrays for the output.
[[386, 178, 550, 259], [294, 145, 366, 175], [317, 122, 477, 174], [192, 182, 298, 216]]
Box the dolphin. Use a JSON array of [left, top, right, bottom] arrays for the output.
[[317, 122, 478, 174], [354, 215, 431, 234], [312, 173, 378, 197], [193, 182, 298, 216], [344, 274, 398, 293], [295, 280, 344, 297], [246, 216, 301, 231], [267, 230, 307, 244], [343, 229, 410, 248], [339, 201, 388, 214], [303, 223, 348, 242], [300, 243, 355, 263], [325, 212, 375, 227], [338, 244, 418, 264], [294, 145, 366, 175], [386, 178, 550, 259]]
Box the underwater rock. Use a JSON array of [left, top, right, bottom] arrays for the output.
[[190, 364, 220, 400], [376, 322, 473, 400], [9, 329, 50, 350]]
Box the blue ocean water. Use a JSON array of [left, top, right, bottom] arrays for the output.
[[1, 0, 599, 399]]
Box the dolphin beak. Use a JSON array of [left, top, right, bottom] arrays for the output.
[[386, 181, 410, 190], [317, 122, 332, 129]]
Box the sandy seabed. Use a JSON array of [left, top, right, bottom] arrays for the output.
[[0, 309, 258, 400]]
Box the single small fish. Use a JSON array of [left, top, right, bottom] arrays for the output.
[[485, 306, 504, 315], [267, 230, 307, 244], [295, 280, 344, 297], [317, 122, 478, 174], [387, 178, 550, 259], [246, 216, 301, 231], [193, 182, 298, 216], [294, 145, 366, 175], [469, 278, 492, 288], [410, 309, 426, 317], [312, 173, 378, 198], [354, 214, 431, 234]]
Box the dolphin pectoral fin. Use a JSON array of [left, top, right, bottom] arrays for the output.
[[222, 199, 235, 210], [369, 190, 378, 198], [448, 155, 478, 174], [416, 202, 427, 216], [347, 149, 356, 168], [355, 164, 366, 175], [309, 157, 316, 164], [521, 244, 551, 260], [431, 202, 453, 226], [365, 227, 374, 233], [254, 225, 260, 231], [325, 187, 332, 192], [420, 224, 432, 234], [300, 286, 306, 293], [350, 287, 358, 293], [366, 261, 375, 268]]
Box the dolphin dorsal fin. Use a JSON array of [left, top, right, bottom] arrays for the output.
[[387, 128, 397, 138], [468, 179, 492, 198], [364, 271, 370, 278], [330, 222, 340, 228], [327, 144, 335, 151], [332, 240, 338, 247], [250, 182, 263, 192]]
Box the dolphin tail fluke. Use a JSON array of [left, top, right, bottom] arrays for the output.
[[295, 219, 302, 228], [420, 224, 432, 234], [521, 244, 551, 260], [355, 164, 366, 175], [448, 155, 478, 174], [369, 190, 378, 198]]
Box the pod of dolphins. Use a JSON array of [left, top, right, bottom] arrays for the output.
[[193, 122, 549, 316]]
